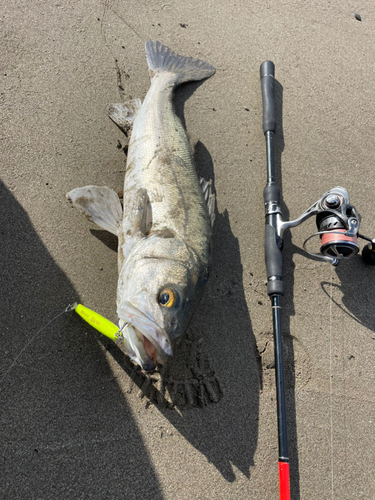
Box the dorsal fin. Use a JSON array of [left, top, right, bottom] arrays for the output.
[[200, 177, 215, 227], [108, 98, 142, 135]]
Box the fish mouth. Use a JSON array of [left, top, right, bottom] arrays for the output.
[[118, 300, 172, 371], [141, 333, 159, 363], [120, 322, 157, 372]]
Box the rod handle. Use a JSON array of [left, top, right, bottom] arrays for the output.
[[260, 61, 276, 134], [264, 224, 284, 296]]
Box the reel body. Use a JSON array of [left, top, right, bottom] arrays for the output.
[[267, 186, 374, 266], [316, 190, 360, 259]]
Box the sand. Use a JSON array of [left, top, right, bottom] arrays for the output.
[[1, 1, 375, 499]]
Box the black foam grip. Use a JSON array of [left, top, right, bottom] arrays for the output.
[[263, 185, 280, 204], [267, 280, 284, 296], [264, 224, 283, 295], [260, 61, 276, 134]]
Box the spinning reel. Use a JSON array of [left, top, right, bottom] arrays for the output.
[[276, 186, 375, 266], [260, 59, 375, 500]]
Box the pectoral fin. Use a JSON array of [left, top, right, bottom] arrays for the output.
[[120, 188, 151, 261], [130, 188, 149, 236], [67, 185, 123, 236]]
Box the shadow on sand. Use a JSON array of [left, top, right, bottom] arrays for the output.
[[99, 205, 261, 482], [321, 253, 375, 332], [265, 77, 375, 500], [93, 71, 262, 480], [0, 180, 164, 500], [1, 72, 262, 498], [96, 129, 262, 481]]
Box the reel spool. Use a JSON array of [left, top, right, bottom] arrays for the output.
[[317, 192, 360, 260], [303, 228, 359, 265], [281, 187, 375, 266], [318, 215, 359, 261], [320, 229, 359, 259]]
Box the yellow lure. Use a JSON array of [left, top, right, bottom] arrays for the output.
[[73, 303, 120, 341]]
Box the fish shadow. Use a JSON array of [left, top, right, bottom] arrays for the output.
[[88, 75, 260, 482], [0, 180, 164, 500], [183, 208, 261, 481], [90, 228, 118, 252], [98, 132, 261, 481], [174, 78, 211, 130]]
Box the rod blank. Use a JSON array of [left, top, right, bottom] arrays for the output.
[[260, 60, 291, 500]]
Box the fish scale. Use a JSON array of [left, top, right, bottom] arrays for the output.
[[67, 41, 216, 371], [125, 72, 206, 242]]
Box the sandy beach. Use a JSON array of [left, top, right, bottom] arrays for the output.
[[1, 2, 375, 499]]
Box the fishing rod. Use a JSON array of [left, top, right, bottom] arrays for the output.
[[260, 60, 375, 500]]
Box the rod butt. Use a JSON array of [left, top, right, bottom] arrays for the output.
[[279, 461, 291, 500]]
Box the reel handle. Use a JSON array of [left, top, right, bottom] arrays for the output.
[[361, 241, 375, 265], [260, 61, 276, 134]]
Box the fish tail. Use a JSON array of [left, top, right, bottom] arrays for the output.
[[145, 40, 215, 86]]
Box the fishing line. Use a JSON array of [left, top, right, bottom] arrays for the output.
[[1, 303, 76, 385], [329, 266, 334, 500]]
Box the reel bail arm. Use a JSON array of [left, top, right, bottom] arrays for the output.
[[264, 176, 369, 266]]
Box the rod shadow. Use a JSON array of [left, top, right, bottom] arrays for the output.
[[321, 253, 375, 332], [269, 78, 375, 498], [0, 180, 164, 500]]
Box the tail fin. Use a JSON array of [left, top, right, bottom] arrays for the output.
[[145, 40, 215, 86]]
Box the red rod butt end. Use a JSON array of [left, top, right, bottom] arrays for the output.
[[279, 461, 291, 500]]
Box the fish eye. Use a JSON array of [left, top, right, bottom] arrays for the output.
[[158, 288, 176, 308]]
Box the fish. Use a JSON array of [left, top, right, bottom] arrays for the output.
[[67, 40, 215, 371]]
